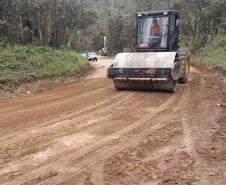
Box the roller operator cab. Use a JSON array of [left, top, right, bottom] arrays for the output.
[[136, 10, 179, 52], [107, 10, 191, 92]]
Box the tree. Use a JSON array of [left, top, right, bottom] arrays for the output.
[[0, 0, 97, 48], [108, 16, 124, 53]]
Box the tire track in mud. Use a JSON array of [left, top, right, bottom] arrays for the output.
[[0, 92, 155, 181], [1, 90, 181, 185], [181, 113, 210, 185], [0, 83, 113, 129], [179, 72, 211, 185], [88, 84, 190, 185], [0, 91, 123, 135], [1, 94, 146, 165], [0, 93, 136, 161], [0, 79, 107, 114], [91, 162, 104, 185], [140, 79, 191, 161], [37, 82, 191, 185], [173, 69, 223, 185], [137, 70, 218, 185], [2, 85, 110, 117], [0, 88, 126, 142]]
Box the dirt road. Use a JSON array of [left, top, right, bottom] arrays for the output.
[[0, 57, 225, 185]]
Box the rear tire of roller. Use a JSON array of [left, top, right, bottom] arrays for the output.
[[178, 48, 191, 84], [168, 80, 178, 93]]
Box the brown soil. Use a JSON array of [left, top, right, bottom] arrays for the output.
[[0, 71, 91, 101], [0, 56, 225, 185]]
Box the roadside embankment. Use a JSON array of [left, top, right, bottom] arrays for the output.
[[199, 35, 226, 71], [0, 46, 90, 99]]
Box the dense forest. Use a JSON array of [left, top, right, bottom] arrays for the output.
[[0, 0, 225, 54]]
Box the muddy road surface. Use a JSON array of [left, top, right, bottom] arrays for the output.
[[0, 57, 226, 185]]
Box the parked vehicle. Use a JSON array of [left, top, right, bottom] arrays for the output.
[[100, 48, 108, 56], [87, 52, 98, 61]]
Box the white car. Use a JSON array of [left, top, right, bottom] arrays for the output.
[[87, 52, 98, 61]]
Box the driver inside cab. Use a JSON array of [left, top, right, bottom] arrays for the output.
[[149, 18, 162, 47], [150, 18, 162, 36]]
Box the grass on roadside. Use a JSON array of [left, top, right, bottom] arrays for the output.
[[0, 46, 90, 87], [199, 35, 226, 70]]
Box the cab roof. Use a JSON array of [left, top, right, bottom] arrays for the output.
[[137, 10, 179, 16]]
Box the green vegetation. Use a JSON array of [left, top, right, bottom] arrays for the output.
[[0, 0, 97, 48], [0, 0, 226, 72], [0, 46, 90, 87], [199, 35, 226, 70]]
